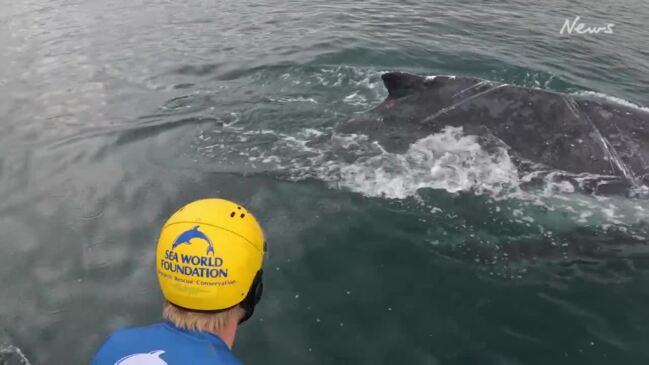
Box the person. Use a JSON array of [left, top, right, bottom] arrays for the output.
[[92, 198, 266, 365]]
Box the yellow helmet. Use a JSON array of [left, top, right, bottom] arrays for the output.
[[156, 199, 265, 319]]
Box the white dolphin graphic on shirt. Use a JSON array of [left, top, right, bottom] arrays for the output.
[[115, 350, 168, 365]]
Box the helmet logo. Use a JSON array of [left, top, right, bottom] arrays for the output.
[[171, 226, 214, 255]]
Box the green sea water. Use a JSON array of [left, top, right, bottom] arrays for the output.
[[1, 0, 649, 364]]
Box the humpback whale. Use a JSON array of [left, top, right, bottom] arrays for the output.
[[336, 72, 649, 195]]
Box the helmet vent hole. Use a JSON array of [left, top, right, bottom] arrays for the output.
[[240, 213, 246, 218], [237, 206, 241, 210], [230, 212, 235, 218]]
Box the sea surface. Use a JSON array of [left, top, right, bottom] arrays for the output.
[[1, 0, 649, 364]]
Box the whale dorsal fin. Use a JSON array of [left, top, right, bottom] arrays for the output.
[[381, 72, 426, 99]]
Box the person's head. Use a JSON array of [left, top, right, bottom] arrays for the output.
[[155, 199, 266, 337]]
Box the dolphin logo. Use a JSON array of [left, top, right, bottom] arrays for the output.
[[171, 226, 214, 255], [115, 350, 168, 365]]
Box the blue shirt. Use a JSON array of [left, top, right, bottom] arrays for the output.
[[91, 322, 242, 365]]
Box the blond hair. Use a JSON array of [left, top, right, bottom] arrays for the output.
[[162, 301, 244, 333]]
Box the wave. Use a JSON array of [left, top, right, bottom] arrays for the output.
[[296, 126, 520, 199], [126, 65, 648, 232], [571, 90, 649, 113], [1, 330, 31, 365], [193, 119, 649, 230]]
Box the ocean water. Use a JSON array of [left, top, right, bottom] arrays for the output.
[[1, 0, 649, 364]]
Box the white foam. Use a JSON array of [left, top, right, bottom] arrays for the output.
[[541, 172, 576, 195], [268, 96, 318, 104], [426, 75, 457, 81], [572, 91, 649, 113], [297, 128, 325, 137], [0, 345, 31, 365], [308, 126, 520, 199], [343, 92, 367, 106]]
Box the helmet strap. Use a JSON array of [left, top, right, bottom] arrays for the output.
[[238, 270, 264, 324]]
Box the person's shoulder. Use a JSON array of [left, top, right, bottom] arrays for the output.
[[92, 324, 166, 354], [186, 340, 242, 365], [93, 323, 243, 365], [216, 350, 244, 365], [102, 323, 166, 343], [190, 337, 242, 365], [158, 344, 242, 365]]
